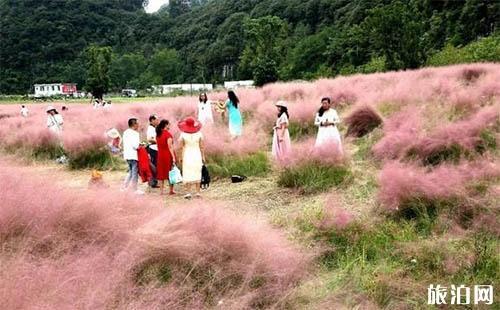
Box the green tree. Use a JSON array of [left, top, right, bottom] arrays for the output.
[[148, 49, 183, 84], [362, 2, 425, 70], [84, 45, 112, 99], [240, 15, 288, 86], [110, 53, 147, 90]]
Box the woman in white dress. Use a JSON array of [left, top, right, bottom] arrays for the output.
[[46, 106, 64, 134], [314, 97, 342, 152], [197, 93, 214, 125], [178, 116, 206, 199]]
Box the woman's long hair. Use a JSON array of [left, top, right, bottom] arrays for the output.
[[318, 97, 331, 117], [156, 119, 169, 137], [199, 92, 208, 103], [228, 90, 239, 108], [278, 106, 289, 119]]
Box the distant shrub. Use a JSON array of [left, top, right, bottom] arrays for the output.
[[206, 152, 270, 178], [345, 105, 383, 138], [427, 35, 500, 66], [359, 56, 387, 74]]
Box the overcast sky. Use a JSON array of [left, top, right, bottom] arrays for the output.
[[145, 0, 168, 13]]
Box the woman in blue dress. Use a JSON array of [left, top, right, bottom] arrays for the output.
[[226, 90, 243, 137]]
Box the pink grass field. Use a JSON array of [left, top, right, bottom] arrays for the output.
[[0, 162, 309, 309], [0, 63, 498, 159], [0, 63, 499, 308]]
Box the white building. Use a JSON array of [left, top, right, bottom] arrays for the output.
[[34, 83, 77, 97], [224, 80, 255, 89], [155, 83, 213, 95]]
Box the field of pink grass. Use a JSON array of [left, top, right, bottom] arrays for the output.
[[0, 63, 498, 160], [0, 161, 309, 308]]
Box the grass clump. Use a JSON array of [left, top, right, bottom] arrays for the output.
[[67, 147, 118, 170], [289, 121, 317, 141], [278, 162, 351, 194], [206, 152, 270, 178]]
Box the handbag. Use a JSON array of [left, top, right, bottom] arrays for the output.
[[201, 165, 210, 189], [169, 165, 183, 184], [231, 175, 247, 183]]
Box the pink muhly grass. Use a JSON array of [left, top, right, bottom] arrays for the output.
[[0, 163, 308, 309], [2, 63, 500, 161], [408, 105, 499, 163], [202, 120, 268, 157], [372, 107, 424, 160], [279, 138, 346, 168], [344, 105, 383, 137], [377, 160, 500, 211], [315, 197, 354, 231]]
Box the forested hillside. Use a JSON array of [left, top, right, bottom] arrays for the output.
[[1, 0, 498, 94]]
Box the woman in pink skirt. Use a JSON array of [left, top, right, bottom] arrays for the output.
[[272, 101, 291, 161]]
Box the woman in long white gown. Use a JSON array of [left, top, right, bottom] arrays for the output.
[[196, 92, 214, 125], [314, 97, 342, 152]]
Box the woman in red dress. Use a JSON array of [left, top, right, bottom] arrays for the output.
[[156, 119, 176, 195]]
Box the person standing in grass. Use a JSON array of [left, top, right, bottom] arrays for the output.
[[197, 92, 214, 125], [122, 118, 144, 195], [314, 97, 343, 152], [178, 116, 205, 199], [272, 101, 291, 161], [226, 90, 243, 138], [156, 119, 176, 196], [146, 114, 160, 188], [46, 106, 64, 134], [20, 105, 29, 117], [105, 128, 122, 155]]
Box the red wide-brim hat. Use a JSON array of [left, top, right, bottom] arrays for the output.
[[178, 116, 202, 133]]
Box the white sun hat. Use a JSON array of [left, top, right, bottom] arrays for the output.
[[275, 100, 288, 108]]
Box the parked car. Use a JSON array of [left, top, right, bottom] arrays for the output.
[[121, 89, 137, 97]]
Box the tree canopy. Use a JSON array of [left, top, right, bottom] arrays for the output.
[[0, 0, 498, 93]]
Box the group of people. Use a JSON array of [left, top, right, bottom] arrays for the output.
[[92, 98, 112, 109], [196, 90, 243, 137], [119, 90, 248, 198], [272, 96, 342, 161], [120, 115, 206, 198], [23, 89, 342, 198]]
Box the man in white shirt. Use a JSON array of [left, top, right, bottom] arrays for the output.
[[20, 105, 29, 117], [146, 114, 160, 188], [122, 118, 143, 194]]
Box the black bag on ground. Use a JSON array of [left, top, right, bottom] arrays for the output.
[[201, 165, 210, 189], [231, 175, 247, 183]]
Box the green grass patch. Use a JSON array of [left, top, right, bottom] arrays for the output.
[[377, 102, 401, 117], [353, 128, 383, 161], [278, 162, 351, 194], [317, 218, 500, 308], [476, 128, 498, 155], [67, 147, 120, 170], [288, 121, 317, 140], [134, 258, 172, 286], [206, 152, 270, 178]]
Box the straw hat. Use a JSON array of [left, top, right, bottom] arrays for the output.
[[275, 100, 288, 108], [46, 106, 57, 113], [178, 116, 202, 133], [106, 128, 120, 139]]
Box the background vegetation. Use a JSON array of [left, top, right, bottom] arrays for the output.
[[1, 0, 498, 93]]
